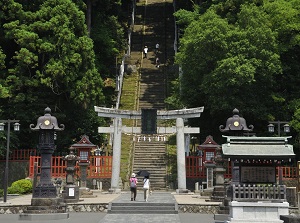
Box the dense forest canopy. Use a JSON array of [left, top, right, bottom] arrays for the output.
[[0, 0, 128, 154], [1, 0, 300, 158], [171, 0, 300, 149]]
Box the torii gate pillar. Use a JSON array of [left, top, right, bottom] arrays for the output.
[[110, 117, 122, 193], [176, 118, 186, 192]]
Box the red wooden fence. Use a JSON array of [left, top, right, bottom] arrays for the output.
[[1, 150, 297, 180], [185, 156, 297, 179], [29, 156, 112, 179]]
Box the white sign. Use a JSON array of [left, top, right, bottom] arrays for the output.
[[69, 187, 75, 197]]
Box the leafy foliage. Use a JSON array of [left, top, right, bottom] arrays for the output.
[[8, 179, 33, 194], [170, 0, 300, 144], [0, 0, 128, 152]]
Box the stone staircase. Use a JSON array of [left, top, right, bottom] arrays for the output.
[[133, 141, 167, 190], [108, 192, 178, 214], [129, 0, 175, 190]]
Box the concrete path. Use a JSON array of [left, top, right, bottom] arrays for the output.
[[0, 212, 214, 223]]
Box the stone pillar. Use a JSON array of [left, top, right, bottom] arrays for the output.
[[63, 147, 79, 202], [32, 134, 57, 198], [176, 118, 187, 192], [110, 117, 122, 193], [79, 162, 89, 189], [215, 167, 226, 186]]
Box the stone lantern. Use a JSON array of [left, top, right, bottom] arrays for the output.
[[62, 147, 80, 202], [30, 107, 64, 199], [20, 107, 67, 221], [71, 135, 97, 197]]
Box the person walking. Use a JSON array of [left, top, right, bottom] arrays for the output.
[[155, 57, 160, 68], [129, 173, 138, 201], [143, 175, 150, 202], [143, 46, 148, 58], [155, 43, 159, 54]]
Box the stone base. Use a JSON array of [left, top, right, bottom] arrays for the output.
[[19, 213, 69, 221], [108, 188, 121, 194], [63, 185, 80, 202], [227, 201, 289, 223], [31, 197, 62, 206], [176, 189, 190, 194], [79, 187, 97, 198], [32, 185, 57, 198]]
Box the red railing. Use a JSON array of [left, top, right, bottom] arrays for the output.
[[185, 156, 296, 179], [3, 152, 297, 180], [29, 156, 112, 179], [279, 166, 297, 178], [186, 156, 206, 178]]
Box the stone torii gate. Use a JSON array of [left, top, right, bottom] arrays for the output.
[[94, 106, 204, 193]]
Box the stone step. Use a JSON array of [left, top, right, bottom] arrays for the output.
[[134, 162, 166, 165], [108, 202, 177, 214], [134, 154, 165, 157], [133, 162, 166, 165], [133, 172, 166, 176], [134, 165, 165, 168], [134, 151, 165, 153], [135, 148, 165, 151], [134, 169, 165, 172], [135, 153, 165, 156], [135, 142, 166, 145], [135, 145, 166, 148], [134, 155, 165, 158]]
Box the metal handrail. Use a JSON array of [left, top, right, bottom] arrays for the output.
[[115, 0, 136, 109]]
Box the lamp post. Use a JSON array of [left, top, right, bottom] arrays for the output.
[[0, 119, 20, 203], [268, 120, 290, 185], [268, 121, 290, 136], [191, 136, 197, 155]]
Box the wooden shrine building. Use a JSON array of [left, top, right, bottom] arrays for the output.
[[218, 108, 295, 223]]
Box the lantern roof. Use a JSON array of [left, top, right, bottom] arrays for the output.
[[30, 107, 64, 131], [219, 108, 253, 134]]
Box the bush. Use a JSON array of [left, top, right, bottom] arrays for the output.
[[7, 179, 32, 194], [0, 189, 3, 197]]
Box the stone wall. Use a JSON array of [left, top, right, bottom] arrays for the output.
[[178, 204, 219, 214], [0, 204, 222, 214], [0, 204, 299, 215]]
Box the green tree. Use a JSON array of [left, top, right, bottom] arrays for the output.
[[173, 2, 289, 138], [0, 0, 105, 150]]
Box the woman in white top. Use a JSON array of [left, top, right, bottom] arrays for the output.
[[143, 46, 148, 58], [143, 175, 150, 202]]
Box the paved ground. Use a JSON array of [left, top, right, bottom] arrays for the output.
[[0, 190, 219, 223], [0, 212, 215, 223]]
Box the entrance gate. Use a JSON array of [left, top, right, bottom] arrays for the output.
[[94, 106, 204, 192]]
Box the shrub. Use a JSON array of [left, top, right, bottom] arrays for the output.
[[7, 179, 32, 194], [0, 189, 3, 197]]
